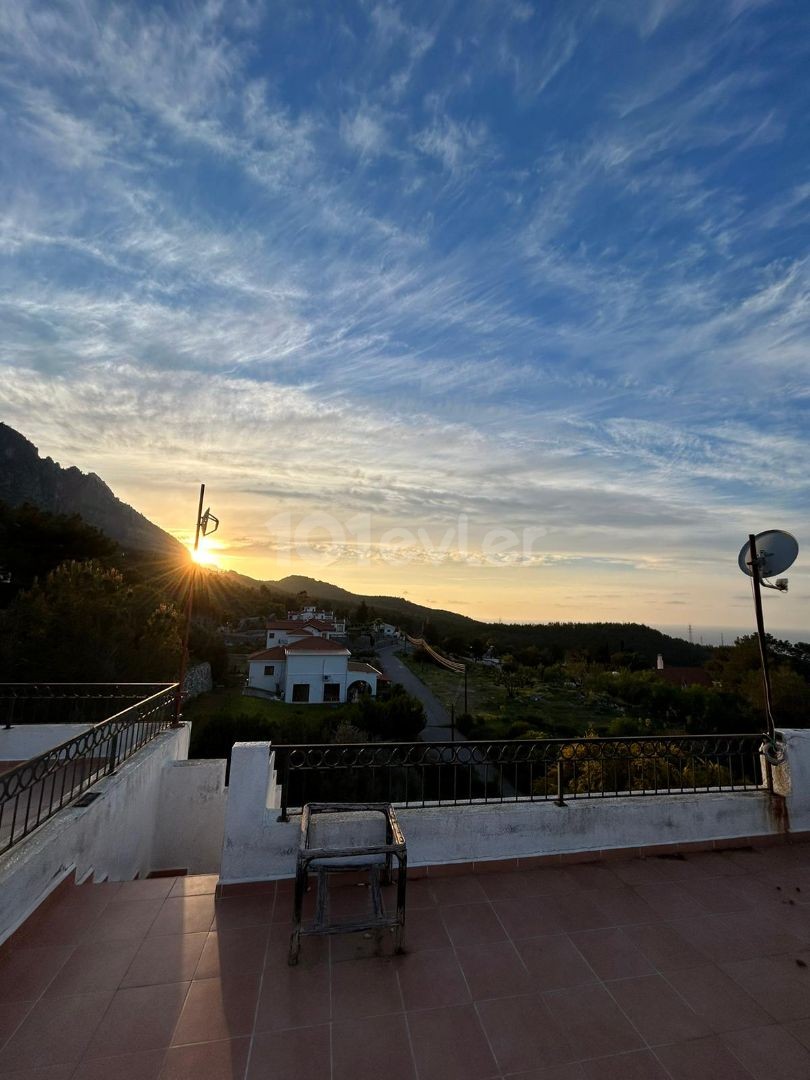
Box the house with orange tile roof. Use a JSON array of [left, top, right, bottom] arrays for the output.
[[247, 636, 381, 703]]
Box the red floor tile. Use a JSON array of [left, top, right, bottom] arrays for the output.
[[429, 877, 488, 906], [43, 940, 139, 998], [633, 882, 708, 920], [588, 886, 658, 926], [515, 934, 599, 992], [247, 1025, 330, 1080], [1, 1066, 75, 1079], [0, 945, 73, 1002], [653, 1036, 755, 1080], [607, 973, 711, 1045], [476, 993, 574, 1074], [121, 932, 208, 988], [579, 1049, 670, 1079], [493, 896, 566, 939], [569, 927, 655, 981], [194, 927, 270, 981], [73, 1049, 164, 1079], [406, 1004, 496, 1080], [397, 907, 451, 953], [454, 940, 533, 1001], [147, 895, 216, 937], [396, 948, 470, 1011], [621, 921, 709, 972], [116, 878, 176, 902], [89, 899, 163, 944], [253, 958, 330, 1032], [333, 1013, 416, 1080], [440, 903, 506, 947], [331, 956, 402, 1020], [665, 963, 774, 1032], [548, 892, 611, 932], [721, 955, 810, 1022], [543, 983, 645, 1060], [82, 982, 189, 1058], [211, 896, 273, 932], [171, 973, 261, 1045], [722, 1023, 810, 1080], [0, 1001, 33, 1047], [168, 875, 220, 898], [0, 991, 113, 1072]]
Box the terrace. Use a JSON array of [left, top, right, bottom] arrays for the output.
[[2, 684, 810, 1078]]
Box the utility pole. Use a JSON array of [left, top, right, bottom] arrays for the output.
[[173, 485, 218, 727], [748, 534, 775, 740]]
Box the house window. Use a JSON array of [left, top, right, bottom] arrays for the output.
[[263, 665, 275, 676], [267, 632, 275, 639], [323, 683, 340, 703], [292, 683, 310, 703]]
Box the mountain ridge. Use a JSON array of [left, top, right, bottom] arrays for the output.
[[0, 423, 186, 559]]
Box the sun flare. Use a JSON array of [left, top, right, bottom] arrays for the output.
[[190, 536, 220, 566]]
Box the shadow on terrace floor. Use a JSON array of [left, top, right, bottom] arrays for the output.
[[4, 843, 810, 1078]]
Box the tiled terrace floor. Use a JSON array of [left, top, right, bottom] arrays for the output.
[[5, 845, 810, 1078]]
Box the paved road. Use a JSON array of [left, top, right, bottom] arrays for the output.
[[375, 645, 456, 742]]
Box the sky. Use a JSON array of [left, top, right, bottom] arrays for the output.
[[1, 0, 809, 634]]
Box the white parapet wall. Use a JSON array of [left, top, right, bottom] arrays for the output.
[[218, 737, 800, 885], [0, 724, 227, 944]]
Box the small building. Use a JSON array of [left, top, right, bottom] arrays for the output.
[[287, 605, 346, 635], [654, 654, 713, 689], [247, 638, 381, 703]]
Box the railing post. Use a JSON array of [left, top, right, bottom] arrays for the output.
[[107, 731, 118, 775], [277, 748, 290, 823], [554, 758, 567, 807]]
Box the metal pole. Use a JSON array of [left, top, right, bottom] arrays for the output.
[[173, 484, 205, 727], [464, 667, 468, 715], [749, 533, 775, 740], [450, 703, 455, 743]]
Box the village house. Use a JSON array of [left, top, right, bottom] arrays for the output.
[[247, 634, 382, 703]]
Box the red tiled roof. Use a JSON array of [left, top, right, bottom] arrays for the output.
[[265, 620, 317, 630], [299, 620, 337, 631], [248, 647, 287, 662], [284, 638, 350, 653], [654, 667, 713, 687]]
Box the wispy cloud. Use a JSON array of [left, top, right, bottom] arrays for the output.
[[0, 0, 808, 627]]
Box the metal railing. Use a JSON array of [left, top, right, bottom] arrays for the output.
[[274, 734, 765, 821], [0, 684, 177, 854], [0, 684, 171, 728]]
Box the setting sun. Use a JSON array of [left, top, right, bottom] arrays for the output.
[[190, 535, 221, 567]]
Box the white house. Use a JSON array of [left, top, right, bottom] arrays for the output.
[[247, 637, 381, 704], [287, 605, 347, 635]]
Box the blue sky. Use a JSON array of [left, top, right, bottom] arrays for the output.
[[1, 0, 808, 630]]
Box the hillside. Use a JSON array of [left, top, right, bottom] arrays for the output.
[[0, 424, 185, 558], [262, 575, 708, 666]]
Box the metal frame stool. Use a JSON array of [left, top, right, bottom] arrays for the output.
[[288, 802, 407, 965]]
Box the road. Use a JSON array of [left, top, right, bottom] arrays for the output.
[[375, 644, 456, 742]]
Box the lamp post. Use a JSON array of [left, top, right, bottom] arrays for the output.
[[172, 484, 218, 727]]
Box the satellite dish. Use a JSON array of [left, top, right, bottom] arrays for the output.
[[738, 530, 799, 580]]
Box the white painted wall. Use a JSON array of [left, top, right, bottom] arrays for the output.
[[247, 660, 285, 694], [0, 725, 227, 944], [0, 725, 92, 761], [152, 759, 226, 874], [218, 738, 797, 885]]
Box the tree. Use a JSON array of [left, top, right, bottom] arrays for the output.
[[1, 560, 182, 681], [496, 655, 529, 699]]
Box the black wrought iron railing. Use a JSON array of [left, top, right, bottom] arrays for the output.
[[0, 684, 171, 728], [274, 734, 765, 821], [0, 684, 177, 854]]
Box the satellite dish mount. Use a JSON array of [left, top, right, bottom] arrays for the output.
[[737, 530, 799, 745]]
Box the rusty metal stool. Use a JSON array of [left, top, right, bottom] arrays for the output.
[[288, 802, 407, 965]]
